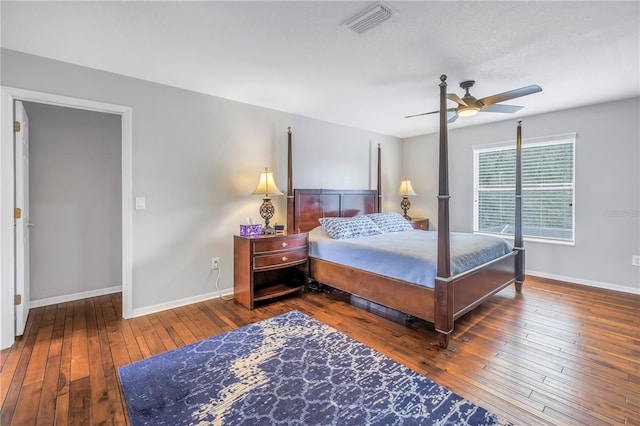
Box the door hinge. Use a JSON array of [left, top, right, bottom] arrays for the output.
[[14, 121, 21, 133], [15, 294, 22, 305], [15, 208, 22, 219]]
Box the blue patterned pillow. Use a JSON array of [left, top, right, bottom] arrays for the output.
[[319, 215, 383, 239], [366, 212, 414, 232]]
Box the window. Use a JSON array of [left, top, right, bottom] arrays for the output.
[[473, 134, 575, 244]]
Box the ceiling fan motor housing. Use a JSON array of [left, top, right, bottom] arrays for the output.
[[460, 80, 476, 91], [457, 81, 481, 116]]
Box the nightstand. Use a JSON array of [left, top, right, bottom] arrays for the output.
[[409, 218, 429, 230], [233, 232, 308, 309]]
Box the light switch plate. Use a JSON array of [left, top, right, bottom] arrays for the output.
[[135, 197, 146, 210]]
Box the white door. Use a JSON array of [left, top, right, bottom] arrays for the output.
[[15, 101, 30, 336]]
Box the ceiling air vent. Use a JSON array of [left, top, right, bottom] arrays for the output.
[[344, 2, 398, 35]]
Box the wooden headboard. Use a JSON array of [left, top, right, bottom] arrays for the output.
[[292, 189, 378, 233], [285, 128, 382, 233]]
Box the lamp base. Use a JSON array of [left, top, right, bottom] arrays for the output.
[[259, 196, 276, 235], [263, 225, 276, 235], [400, 196, 411, 221]]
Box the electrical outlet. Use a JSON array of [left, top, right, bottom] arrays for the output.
[[632, 255, 640, 267], [211, 257, 220, 270]]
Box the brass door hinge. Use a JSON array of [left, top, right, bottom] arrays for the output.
[[15, 208, 22, 219], [15, 294, 22, 305], [14, 121, 21, 133]]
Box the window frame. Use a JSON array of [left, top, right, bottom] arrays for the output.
[[473, 133, 576, 246]]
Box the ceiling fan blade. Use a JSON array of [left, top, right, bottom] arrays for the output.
[[404, 108, 455, 119], [481, 104, 524, 113], [447, 93, 468, 106], [448, 113, 459, 123], [404, 110, 438, 118], [480, 85, 542, 106]]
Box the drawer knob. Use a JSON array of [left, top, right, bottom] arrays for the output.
[[282, 256, 288, 262], [281, 242, 288, 248]]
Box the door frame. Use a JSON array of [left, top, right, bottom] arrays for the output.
[[0, 87, 133, 350]]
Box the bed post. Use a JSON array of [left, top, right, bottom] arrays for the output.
[[286, 127, 295, 233], [514, 121, 525, 292], [377, 143, 382, 213], [434, 74, 453, 348]]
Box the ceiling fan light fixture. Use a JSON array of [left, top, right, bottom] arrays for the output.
[[457, 106, 480, 117]]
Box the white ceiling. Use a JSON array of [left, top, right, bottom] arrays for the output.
[[1, 1, 638, 138]]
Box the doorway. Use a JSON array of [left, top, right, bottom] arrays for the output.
[[0, 87, 133, 350], [23, 101, 122, 313]]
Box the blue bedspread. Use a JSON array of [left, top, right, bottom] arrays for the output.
[[309, 228, 513, 289]]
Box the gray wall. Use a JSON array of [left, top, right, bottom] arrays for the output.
[[403, 97, 640, 292], [5, 46, 635, 313], [2, 49, 402, 312], [23, 102, 122, 301]]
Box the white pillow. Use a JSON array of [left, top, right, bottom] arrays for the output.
[[366, 212, 414, 232], [319, 215, 383, 239]]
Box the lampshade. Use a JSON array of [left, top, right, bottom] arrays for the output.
[[398, 179, 417, 196], [252, 167, 283, 196]]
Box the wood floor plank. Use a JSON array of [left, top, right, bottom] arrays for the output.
[[126, 318, 154, 359], [68, 376, 92, 426], [530, 389, 617, 426], [35, 304, 67, 424], [158, 309, 195, 347], [54, 302, 75, 426], [23, 309, 55, 387], [154, 310, 186, 348], [172, 305, 209, 342], [469, 316, 635, 390], [428, 366, 554, 426], [0, 347, 23, 410], [0, 347, 9, 370], [70, 300, 90, 383], [0, 307, 44, 425], [10, 382, 42, 425], [94, 295, 126, 426], [1, 276, 638, 425], [85, 298, 112, 426]]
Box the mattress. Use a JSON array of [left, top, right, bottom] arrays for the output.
[[309, 227, 513, 288]]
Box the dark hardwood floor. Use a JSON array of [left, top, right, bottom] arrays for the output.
[[1, 276, 638, 425]]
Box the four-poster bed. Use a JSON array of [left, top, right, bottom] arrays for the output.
[[284, 75, 524, 349]]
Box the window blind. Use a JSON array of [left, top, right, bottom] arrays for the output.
[[474, 138, 575, 244]]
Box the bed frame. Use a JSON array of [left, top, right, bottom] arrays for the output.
[[286, 75, 524, 349]]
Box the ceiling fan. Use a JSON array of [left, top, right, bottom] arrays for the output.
[[405, 80, 542, 122]]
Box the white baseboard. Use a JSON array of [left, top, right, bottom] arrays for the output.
[[129, 288, 234, 319], [30, 285, 123, 308], [526, 270, 640, 295]]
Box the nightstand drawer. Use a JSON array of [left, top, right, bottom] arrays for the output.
[[410, 218, 429, 230], [253, 235, 307, 254], [253, 248, 308, 269]]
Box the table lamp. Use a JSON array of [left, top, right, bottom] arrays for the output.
[[252, 167, 283, 234], [398, 178, 417, 220]]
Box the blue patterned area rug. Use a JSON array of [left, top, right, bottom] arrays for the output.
[[118, 310, 511, 425]]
